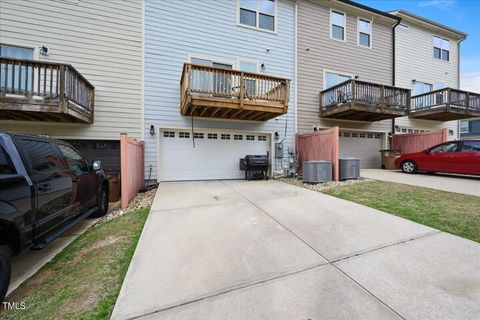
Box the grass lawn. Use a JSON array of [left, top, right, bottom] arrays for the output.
[[324, 180, 480, 243], [0, 208, 149, 320]]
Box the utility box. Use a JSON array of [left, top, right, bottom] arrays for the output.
[[275, 142, 284, 158], [380, 149, 402, 170]]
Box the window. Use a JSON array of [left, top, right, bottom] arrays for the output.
[[352, 133, 358, 138], [358, 18, 371, 47], [367, 134, 373, 138], [163, 131, 175, 138], [343, 132, 350, 137], [207, 133, 218, 139], [257, 135, 267, 141], [460, 121, 469, 134], [193, 132, 204, 139], [0, 145, 16, 174], [246, 135, 255, 141], [0, 44, 34, 92], [21, 140, 62, 180], [430, 142, 458, 153], [460, 141, 480, 152], [239, 0, 276, 32], [179, 132, 190, 138], [58, 144, 88, 174], [359, 133, 366, 138], [414, 81, 433, 95], [433, 36, 449, 61], [325, 71, 351, 89], [374, 134, 381, 139], [331, 10, 346, 41], [234, 134, 243, 140], [190, 58, 233, 95], [221, 134, 231, 140]]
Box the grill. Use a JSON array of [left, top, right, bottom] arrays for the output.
[[241, 155, 269, 180]]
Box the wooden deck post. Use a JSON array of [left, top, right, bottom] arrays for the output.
[[380, 85, 385, 112], [319, 92, 323, 117], [350, 80, 356, 109], [59, 65, 66, 112]]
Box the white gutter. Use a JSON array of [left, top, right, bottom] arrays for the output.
[[294, 1, 298, 136]]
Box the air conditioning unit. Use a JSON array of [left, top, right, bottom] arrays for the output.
[[339, 158, 360, 180], [303, 160, 332, 183]]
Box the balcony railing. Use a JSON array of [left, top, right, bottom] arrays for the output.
[[320, 79, 411, 121], [410, 88, 480, 121], [180, 63, 289, 121], [0, 57, 94, 123]]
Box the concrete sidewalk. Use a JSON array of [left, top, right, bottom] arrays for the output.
[[362, 169, 480, 197], [112, 180, 480, 320]]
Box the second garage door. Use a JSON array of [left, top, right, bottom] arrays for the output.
[[339, 132, 383, 168], [158, 129, 271, 181]]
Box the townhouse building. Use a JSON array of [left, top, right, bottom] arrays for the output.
[[144, 0, 296, 181], [0, 0, 143, 172], [1, 0, 476, 182], [296, 0, 477, 168]]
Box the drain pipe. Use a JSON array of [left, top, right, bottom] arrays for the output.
[[391, 19, 401, 138]]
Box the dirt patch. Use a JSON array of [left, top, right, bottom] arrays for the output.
[[278, 177, 371, 192]]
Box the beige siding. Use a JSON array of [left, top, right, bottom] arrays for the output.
[[297, 0, 394, 134], [394, 19, 459, 138], [0, 0, 142, 140]]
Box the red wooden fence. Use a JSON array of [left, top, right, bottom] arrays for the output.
[[120, 133, 145, 209], [296, 127, 339, 181], [391, 128, 448, 154]]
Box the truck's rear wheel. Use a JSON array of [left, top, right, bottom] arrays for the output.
[[0, 245, 11, 303]]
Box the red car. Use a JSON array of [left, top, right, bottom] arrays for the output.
[[394, 139, 480, 175]]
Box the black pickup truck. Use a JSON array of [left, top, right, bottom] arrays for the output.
[[0, 132, 109, 302]]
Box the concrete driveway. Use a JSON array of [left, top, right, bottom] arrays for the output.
[[362, 169, 480, 197], [112, 180, 480, 320]]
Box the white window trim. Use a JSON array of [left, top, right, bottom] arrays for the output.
[[323, 68, 353, 90], [188, 54, 235, 67], [433, 35, 450, 63], [357, 17, 373, 49], [236, 0, 278, 34], [0, 42, 40, 60], [460, 121, 469, 134], [329, 8, 347, 43]]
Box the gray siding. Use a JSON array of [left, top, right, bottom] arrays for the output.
[[145, 0, 296, 180], [0, 0, 143, 140], [393, 16, 460, 138], [297, 0, 394, 134]]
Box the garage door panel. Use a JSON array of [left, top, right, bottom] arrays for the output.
[[339, 132, 382, 169], [159, 129, 270, 181]]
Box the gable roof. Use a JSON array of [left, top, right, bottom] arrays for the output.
[[389, 9, 467, 40]]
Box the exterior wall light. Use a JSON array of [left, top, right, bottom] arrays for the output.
[[150, 125, 155, 136]]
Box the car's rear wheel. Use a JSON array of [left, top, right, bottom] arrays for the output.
[[0, 245, 11, 303], [401, 160, 418, 174], [91, 185, 109, 217]]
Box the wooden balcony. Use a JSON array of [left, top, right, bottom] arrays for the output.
[[320, 80, 410, 121], [180, 63, 289, 121], [0, 57, 94, 123], [410, 88, 480, 121]]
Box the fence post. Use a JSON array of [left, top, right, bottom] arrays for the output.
[[120, 133, 128, 209]]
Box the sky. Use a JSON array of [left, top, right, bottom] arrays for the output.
[[356, 0, 480, 92]]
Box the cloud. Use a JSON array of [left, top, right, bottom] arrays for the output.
[[418, 0, 456, 10], [461, 72, 480, 92]]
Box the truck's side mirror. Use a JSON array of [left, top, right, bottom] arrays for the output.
[[92, 160, 102, 171]]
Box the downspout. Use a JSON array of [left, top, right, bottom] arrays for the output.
[[457, 36, 467, 139], [294, 1, 298, 136], [391, 19, 401, 137]]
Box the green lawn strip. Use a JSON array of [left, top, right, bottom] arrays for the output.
[[0, 208, 149, 320], [324, 180, 480, 243]]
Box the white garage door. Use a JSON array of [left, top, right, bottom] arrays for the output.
[[339, 132, 383, 168], [158, 129, 271, 181]]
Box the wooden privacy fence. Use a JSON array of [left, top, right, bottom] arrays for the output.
[[120, 133, 145, 209], [296, 127, 339, 181], [391, 128, 448, 154]]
